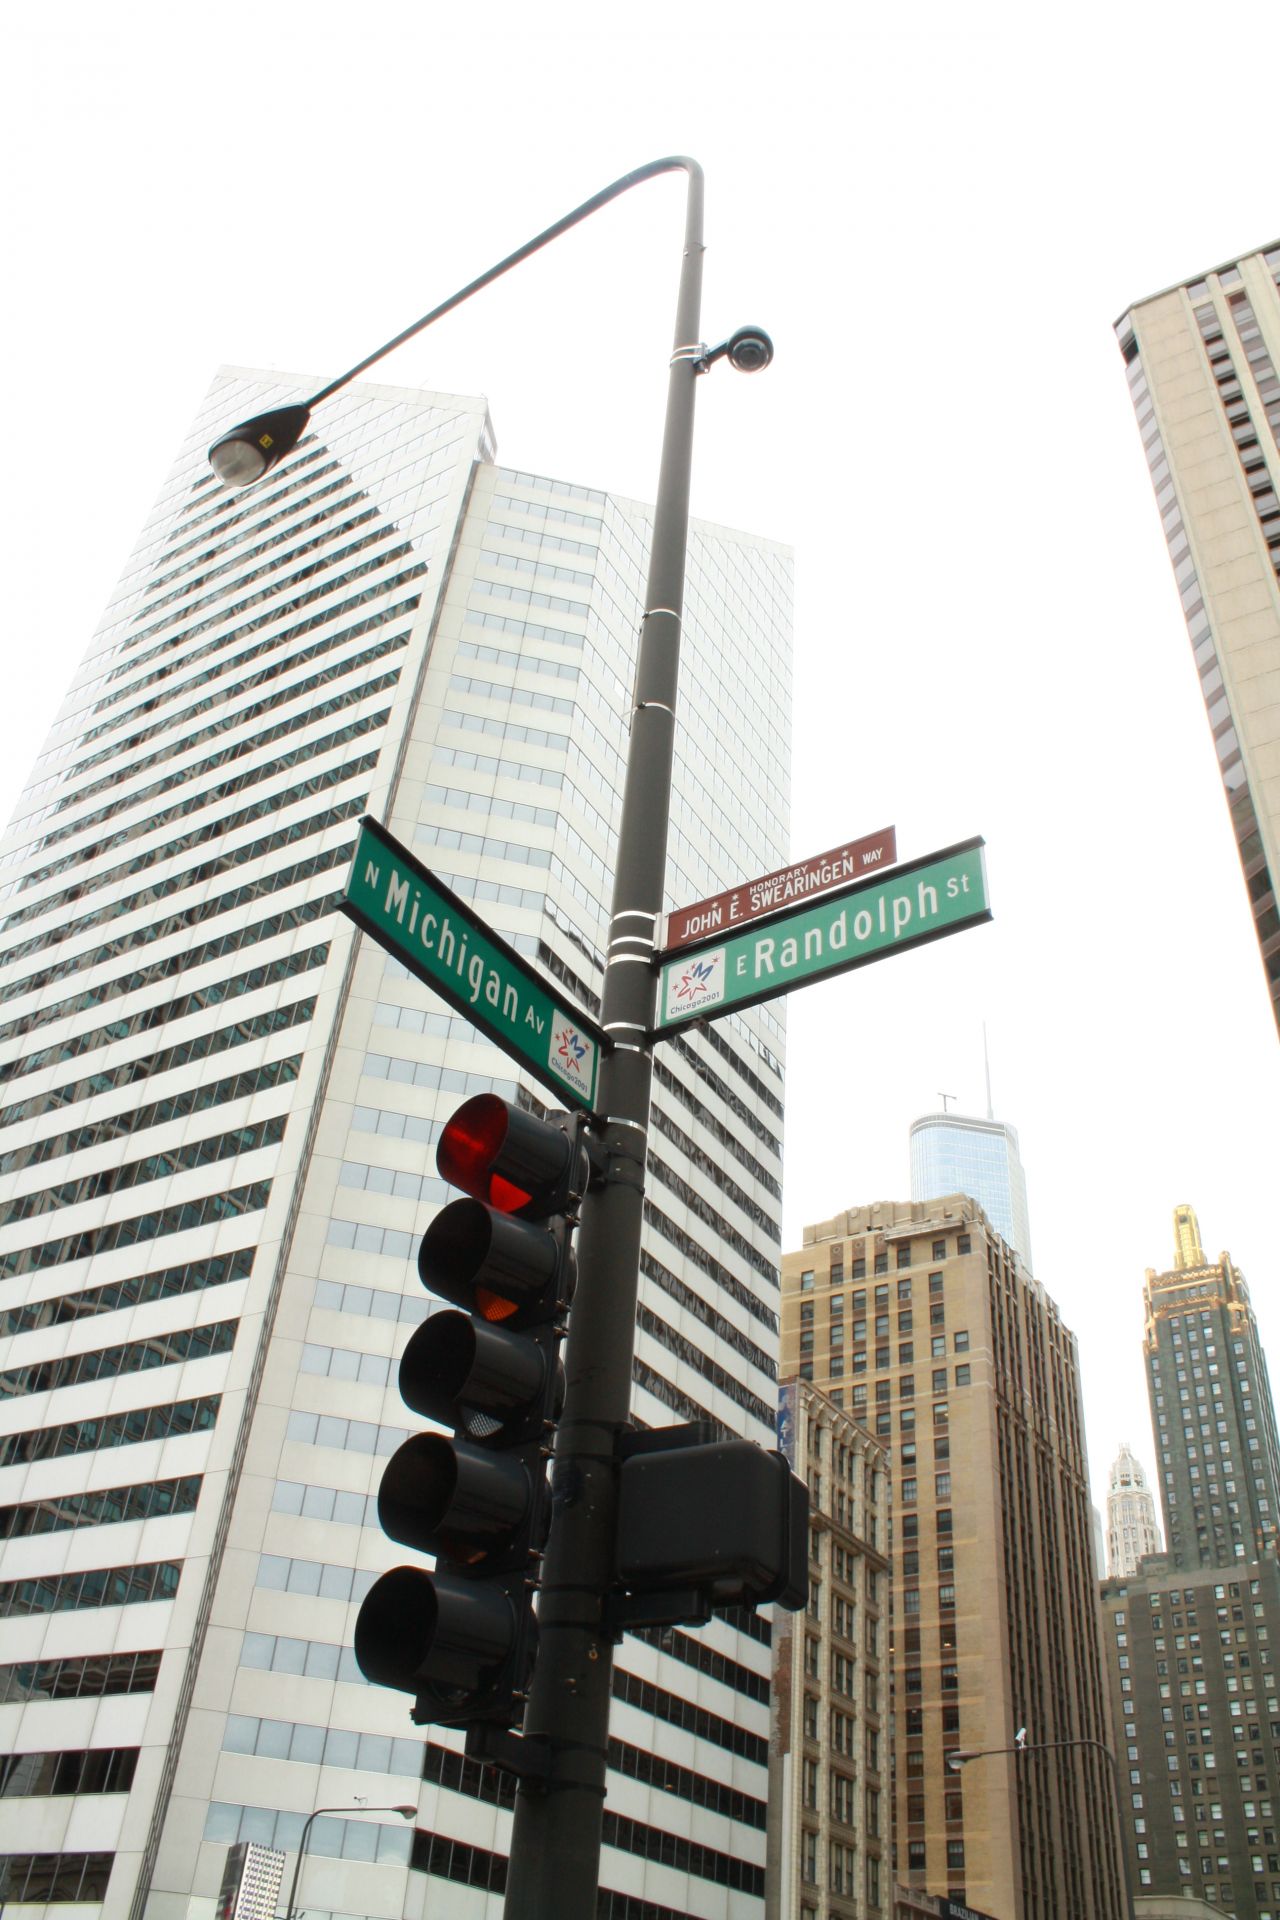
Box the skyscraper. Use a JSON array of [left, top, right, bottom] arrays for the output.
[[1145, 1202, 1280, 1568], [782, 1195, 1123, 1920], [1100, 1207, 1280, 1917], [908, 1111, 1033, 1271], [1104, 1442, 1162, 1577], [0, 368, 793, 1920], [1116, 242, 1280, 1035]]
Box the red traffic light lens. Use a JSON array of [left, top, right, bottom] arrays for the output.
[[437, 1096, 532, 1213]]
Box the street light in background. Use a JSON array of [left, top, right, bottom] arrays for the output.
[[209, 157, 780, 1920], [949, 1739, 1136, 1920], [283, 1802, 416, 1920]]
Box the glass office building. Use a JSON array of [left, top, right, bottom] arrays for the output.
[[908, 1112, 1033, 1272], [0, 368, 793, 1920]]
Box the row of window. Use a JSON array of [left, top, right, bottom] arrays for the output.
[[0, 1648, 161, 1704], [119, 494, 377, 644], [0, 791, 363, 970], [0, 1393, 219, 1468], [6, 745, 373, 935], [139, 455, 343, 595], [0, 1178, 271, 1278], [651, 1052, 781, 1197], [627, 1622, 768, 1707], [0, 1559, 181, 1618], [116, 520, 413, 668], [1, 1053, 301, 1180], [1, 1117, 282, 1227], [51, 609, 404, 829], [640, 1247, 776, 1381], [0, 1249, 254, 1337], [0, 1852, 114, 1905], [0, 1745, 137, 1799], [0, 997, 313, 1134], [636, 1301, 773, 1428], [205, 1800, 409, 1866], [1, 841, 329, 1017], [611, 1662, 768, 1766], [648, 1103, 779, 1243], [1, 1473, 201, 1539], [224, 1712, 420, 1780], [2, 943, 319, 1091], [312, 1275, 429, 1326], [603, 1809, 763, 1896], [31, 666, 386, 874]]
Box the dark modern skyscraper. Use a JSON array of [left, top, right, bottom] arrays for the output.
[[1101, 1207, 1280, 1918], [1145, 1203, 1280, 1569]]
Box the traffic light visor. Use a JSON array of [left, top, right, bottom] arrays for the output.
[[436, 1095, 577, 1217]]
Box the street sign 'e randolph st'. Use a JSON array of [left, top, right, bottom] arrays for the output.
[[656, 837, 990, 1034]]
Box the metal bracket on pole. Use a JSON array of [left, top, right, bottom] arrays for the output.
[[601, 1586, 713, 1639], [465, 1724, 554, 1785]]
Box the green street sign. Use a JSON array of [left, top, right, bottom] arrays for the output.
[[655, 837, 990, 1034], [340, 816, 605, 1111]]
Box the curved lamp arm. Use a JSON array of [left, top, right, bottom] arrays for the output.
[[209, 157, 704, 486]]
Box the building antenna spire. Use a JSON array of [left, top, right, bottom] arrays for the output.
[[938, 1091, 955, 1113], [983, 1021, 994, 1121]]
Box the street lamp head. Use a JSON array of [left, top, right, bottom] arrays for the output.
[[208, 403, 311, 487], [393, 1805, 417, 1820], [725, 325, 773, 373], [948, 1750, 979, 1770]]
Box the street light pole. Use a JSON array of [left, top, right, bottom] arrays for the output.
[[949, 1740, 1137, 1920], [210, 160, 772, 1920], [282, 1803, 416, 1920]]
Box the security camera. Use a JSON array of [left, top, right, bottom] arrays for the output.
[[725, 326, 774, 373]]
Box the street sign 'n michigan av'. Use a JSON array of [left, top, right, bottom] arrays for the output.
[[656, 837, 990, 1034], [340, 816, 606, 1112]]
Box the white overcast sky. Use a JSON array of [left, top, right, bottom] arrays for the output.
[[2, 1, 1277, 1506]]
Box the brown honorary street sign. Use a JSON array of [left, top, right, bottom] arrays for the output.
[[662, 827, 898, 953]]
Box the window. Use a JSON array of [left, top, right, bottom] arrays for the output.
[[954, 1330, 969, 1352], [932, 1239, 946, 1259], [955, 1364, 971, 1387], [957, 1234, 971, 1254]]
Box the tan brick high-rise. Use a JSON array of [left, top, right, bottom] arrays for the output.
[[782, 1196, 1124, 1920], [1116, 241, 1280, 1035]]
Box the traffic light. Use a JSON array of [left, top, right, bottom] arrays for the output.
[[609, 1424, 809, 1631], [355, 1094, 594, 1729]]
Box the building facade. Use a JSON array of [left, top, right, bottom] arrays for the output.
[[1101, 1206, 1280, 1918], [1144, 1203, 1280, 1570], [1105, 1443, 1162, 1578], [766, 1378, 890, 1920], [0, 368, 794, 1920], [781, 1197, 1122, 1920], [908, 1114, 1033, 1273], [1116, 240, 1280, 1035]]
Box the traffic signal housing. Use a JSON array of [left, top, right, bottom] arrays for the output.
[[355, 1095, 594, 1729], [610, 1424, 809, 1632]]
